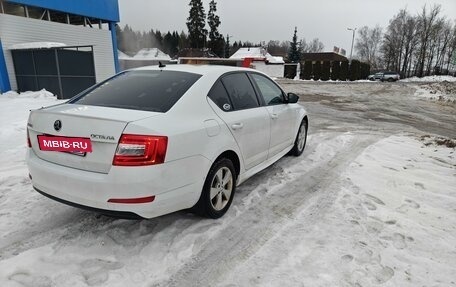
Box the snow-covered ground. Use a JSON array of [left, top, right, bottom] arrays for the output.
[[413, 82, 456, 103], [0, 86, 455, 286], [401, 75, 456, 83], [291, 75, 456, 83]]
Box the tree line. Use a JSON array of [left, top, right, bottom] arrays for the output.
[[116, 0, 325, 60], [116, 25, 278, 58], [355, 4, 456, 77]]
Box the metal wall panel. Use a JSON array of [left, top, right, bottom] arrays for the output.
[[0, 13, 115, 92], [12, 48, 96, 98]]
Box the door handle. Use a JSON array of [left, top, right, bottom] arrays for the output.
[[231, 123, 244, 130], [271, 113, 279, 119]]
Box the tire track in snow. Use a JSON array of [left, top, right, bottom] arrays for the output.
[[164, 134, 379, 287], [0, 132, 334, 261]]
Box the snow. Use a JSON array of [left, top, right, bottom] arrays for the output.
[[268, 56, 285, 64], [413, 82, 456, 103], [401, 75, 456, 82], [0, 90, 60, 178], [0, 86, 455, 286], [9, 42, 66, 50], [131, 48, 171, 61], [219, 135, 456, 286], [230, 47, 285, 64]]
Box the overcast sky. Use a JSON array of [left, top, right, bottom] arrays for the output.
[[118, 0, 456, 52]]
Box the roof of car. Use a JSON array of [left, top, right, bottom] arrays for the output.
[[133, 64, 256, 77]]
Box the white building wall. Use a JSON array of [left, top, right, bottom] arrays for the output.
[[251, 61, 284, 78], [0, 14, 115, 91]]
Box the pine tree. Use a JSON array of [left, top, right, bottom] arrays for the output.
[[187, 0, 208, 48], [207, 0, 223, 56], [288, 27, 300, 63]]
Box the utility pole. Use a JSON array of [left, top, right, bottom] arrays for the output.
[[224, 34, 231, 58], [347, 27, 357, 61]]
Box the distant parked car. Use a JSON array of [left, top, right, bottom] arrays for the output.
[[368, 71, 400, 82]]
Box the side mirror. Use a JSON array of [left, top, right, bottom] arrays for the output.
[[287, 93, 299, 104]]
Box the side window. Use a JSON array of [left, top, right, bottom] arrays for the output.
[[251, 73, 284, 105], [221, 73, 260, 110], [208, 80, 233, 111]]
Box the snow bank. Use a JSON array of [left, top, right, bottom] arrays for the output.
[[0, 90, 61, 179], [413, 82, 456, 103], [401, 75, 456, 82], [1, 89, 56, 99], [10, 42, 66, 50]]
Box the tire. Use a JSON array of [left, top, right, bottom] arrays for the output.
[[290, 119, 308, 156], [388, 78, 395, 82], [192, 158, 236, 219]]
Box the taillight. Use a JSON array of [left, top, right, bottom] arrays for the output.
[[27, 128, 31, 148], [113, 134, 168, 166]]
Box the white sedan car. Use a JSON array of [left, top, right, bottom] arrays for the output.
[[27, 65, 308, 219]]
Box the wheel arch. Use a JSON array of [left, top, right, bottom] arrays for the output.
[[214, 150, 241, 179]]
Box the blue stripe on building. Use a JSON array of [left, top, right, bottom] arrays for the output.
[[0, 39, 12, 93], [7, 0, 119, 22]]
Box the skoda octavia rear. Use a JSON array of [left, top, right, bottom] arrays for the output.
[[27, 65, 308, 219]]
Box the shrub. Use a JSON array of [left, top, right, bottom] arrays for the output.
[[339, 61, 349, 81], [321, 61, 331, 81], [301, 61, 312, 80], [360, 63, 371, 79], [313, 61, 322, 81], [349, 60, 361, 81], [331, 61, 340, 81], [284, 64, 297, 79]]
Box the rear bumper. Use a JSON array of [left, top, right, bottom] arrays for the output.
[[34, 187, 143, 219], [27, 150, 211, 218]]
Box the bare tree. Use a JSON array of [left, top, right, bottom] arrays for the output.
[[300, 38, 324, 53], [355, 25, 382, 69], [415, 4, 442, 76], [380, 5, 455, 77]]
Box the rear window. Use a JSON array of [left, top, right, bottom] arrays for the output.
[[69, 70, 201, 112]]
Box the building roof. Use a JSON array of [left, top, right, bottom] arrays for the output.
[[230, 47, 285, 64], [10, 42, 66, 50], [117, 50, 130, 60], [301, 52, 348, 62], [7, 0, 120, 22], [131, 48, 171, 61]]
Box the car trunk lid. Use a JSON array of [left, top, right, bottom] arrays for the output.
[[28, 104, 161, 173]]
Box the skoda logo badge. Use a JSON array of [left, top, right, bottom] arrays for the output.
[[222, 103, 231, 111], [54, 120, 62, 132]]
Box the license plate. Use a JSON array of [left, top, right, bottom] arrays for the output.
[[37, 135, 92, 153]]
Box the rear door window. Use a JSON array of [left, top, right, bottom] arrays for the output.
[[221, 73, 260, 110], [250, 73, 284, 105], [70, 70, 201, 112], [208, 80, 233, 111]]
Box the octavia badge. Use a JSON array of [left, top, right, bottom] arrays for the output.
[[54, 120, 62, 131]]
